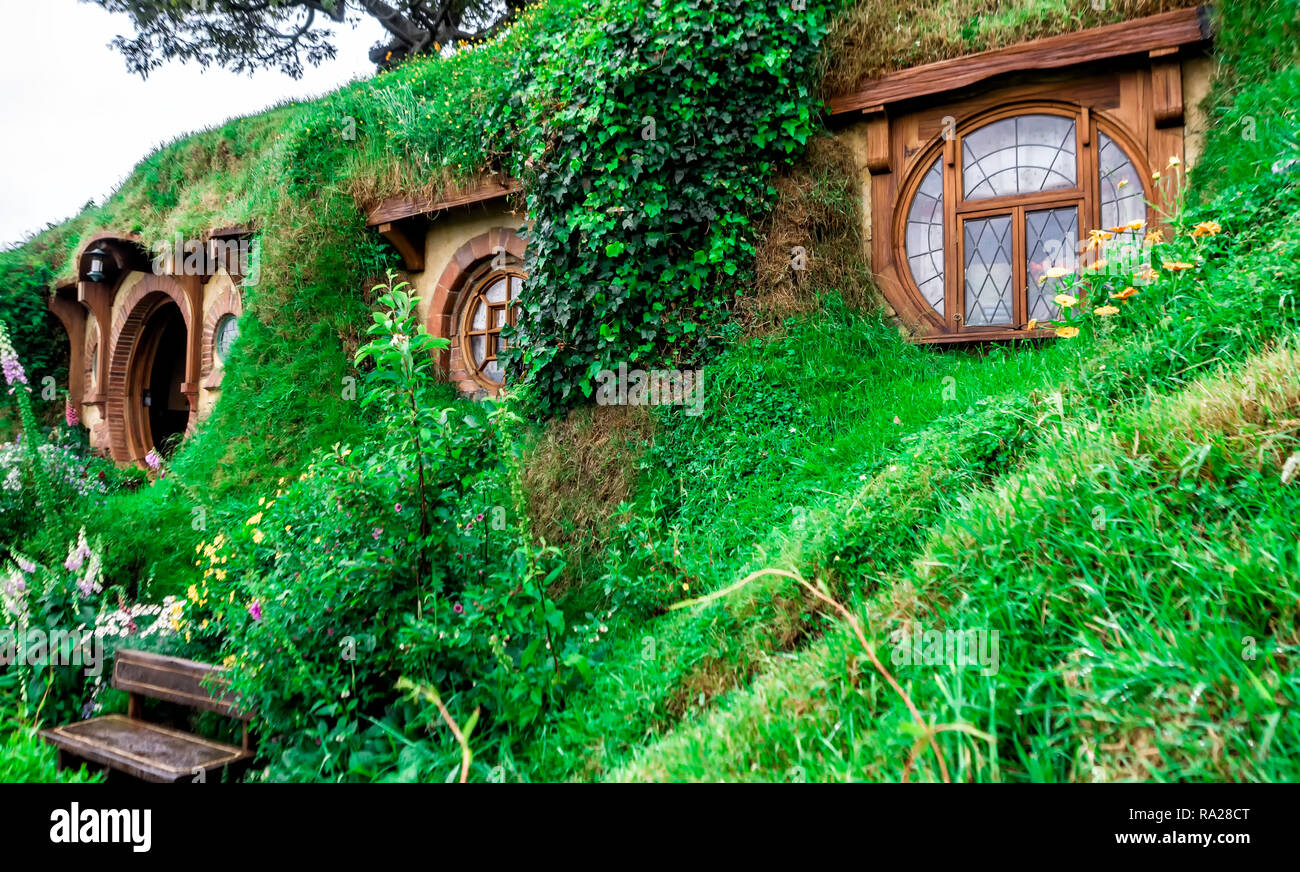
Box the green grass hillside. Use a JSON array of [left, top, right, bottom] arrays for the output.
[[0, 0, 1297, 782]]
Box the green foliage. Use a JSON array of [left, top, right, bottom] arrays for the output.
[[503, 0, 836, 410]]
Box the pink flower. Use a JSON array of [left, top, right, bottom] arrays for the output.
[[65, 400, 79, 428], [453, 603, 464, 615], [144, 449, 162, 470], [893, 416, 901, 425], [394, 503, 402, 513], [372, 527, 382, 540], [248, 602, 262, 621]]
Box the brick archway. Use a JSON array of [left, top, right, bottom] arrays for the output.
[[106, 274, 195, 463], [426, 227, 526, 392]]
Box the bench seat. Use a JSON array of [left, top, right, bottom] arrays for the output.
[[41, 713, 252, 782]]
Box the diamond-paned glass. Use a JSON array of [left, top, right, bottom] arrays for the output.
[[1025, 206, 1079, 322], [963, 215, 1014, 326]]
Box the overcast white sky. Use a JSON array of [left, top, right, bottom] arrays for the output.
[[0, 0, 387, 248]]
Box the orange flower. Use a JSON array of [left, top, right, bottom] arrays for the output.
[[1191, 221, 1222, 238], [1162, 260, 1196, 271], [1110, 286, 1140, 300], [1144, 229, 1164, 245], [1055, 326, 1080, 339], [1094, 305, 1120, 317], [1026, 319, 1039, 331], [1134, 267, 1159, 282], [1088, 229, 1114, 243]]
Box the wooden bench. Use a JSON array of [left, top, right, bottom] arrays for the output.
[[41, 649, 253, 782]]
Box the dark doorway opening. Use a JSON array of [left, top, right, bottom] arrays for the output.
[[141, 302, 188, 457]]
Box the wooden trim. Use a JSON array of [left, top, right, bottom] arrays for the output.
[[377, 221, 426, 271], [1150, 50, 1185, 128], [864, 109, 892, 175], [366, 178, 522, 226], [828, 6, 1212, 115], [41, 715, 250, 783]]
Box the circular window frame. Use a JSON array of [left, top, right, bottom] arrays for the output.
[[891, 100, 1153, 336], [214, 313, 239, 364], [456, 267, 524, 391]]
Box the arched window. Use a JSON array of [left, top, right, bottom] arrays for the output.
[[898, 105, 1147, 336], [214, 314, 239, 363], [457, 269, 522, 389]]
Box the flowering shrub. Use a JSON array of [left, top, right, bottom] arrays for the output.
[[184, 275, 580, 780], [0, 528, 185, 726]]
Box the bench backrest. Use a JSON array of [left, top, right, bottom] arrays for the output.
[[112, 649, 250, 720]]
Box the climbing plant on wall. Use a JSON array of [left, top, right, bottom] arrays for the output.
[[499, 0, 833, 410]]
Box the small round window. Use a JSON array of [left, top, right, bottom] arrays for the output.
[[460, 271, 522, 387], [215, 314, 239, 363]]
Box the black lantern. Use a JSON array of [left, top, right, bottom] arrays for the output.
[[86, 247, 109, 284]]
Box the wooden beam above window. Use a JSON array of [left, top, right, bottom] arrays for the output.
[[829, 6, 1212, 116], [366, 178, 522, 227]]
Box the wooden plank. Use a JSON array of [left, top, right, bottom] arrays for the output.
[[113, 649, 250, 719], [367, 178, 522, 226], [864, 110, 892, 175], [378, 222, 426, 271], [829, 6, 1211, 115], [1150, 51, 1185, 128], [41, 715, 250, 783]]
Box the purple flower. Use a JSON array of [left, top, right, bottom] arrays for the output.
[[248, 602, 262, 621], [144, 449, 162, 470], [16, 557, 35, 573], [1, 353, 27, 387]]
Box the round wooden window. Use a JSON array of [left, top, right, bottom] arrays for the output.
[[215, 314, 239, 362], [459, 270, 522, 388], [897, 104, 1148, 336]]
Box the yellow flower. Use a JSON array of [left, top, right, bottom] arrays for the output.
[[1026, 319, 1039, 331], [214, 533, 225, 547], [1168, 156, 1181, 167], [247, 512, 263, 526], [1144, 229, 1164, 244], [252, 529, 265, 544], [194, 542, 203, 554], [1125, 219, 1145, 231], [1054, 294, 1079, 308], [1088, 229, 1114, 242], [1094, 305, 1120, 316], [1086, 259, 1109, 272], [1055, 326, 1080, 338], [257, 497, 265, 506], [1191, 220, 1222, 238], [1162, 260, 1196, 271], [1153, 170, 1162, 180], [1110, 286, 1140, 300], [215, 569, 227, 582], [1045, 266, 1071, 279], [187, 584, 199, 602]]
